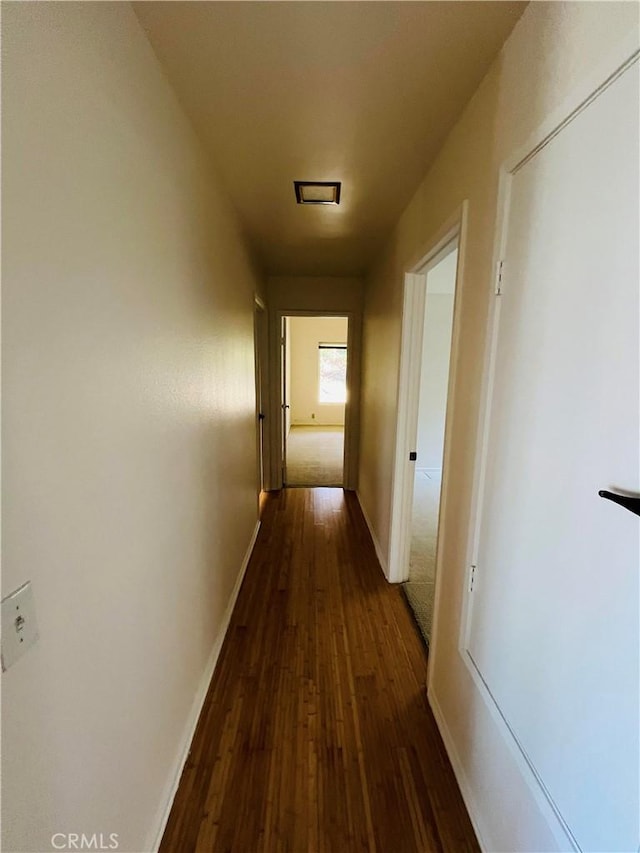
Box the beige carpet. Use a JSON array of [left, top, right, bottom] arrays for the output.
[[404, 470, 442, 643], [285, 426, 344, 486]]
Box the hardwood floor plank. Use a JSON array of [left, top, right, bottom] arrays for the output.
[[160, 489, 478, 853]]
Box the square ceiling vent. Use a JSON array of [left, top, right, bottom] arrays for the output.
[[294, 181, 341, 205]]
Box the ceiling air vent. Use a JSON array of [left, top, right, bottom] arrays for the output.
[[294, 181, 341, 205]]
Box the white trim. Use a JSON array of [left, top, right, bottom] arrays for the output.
[[388, 203, 468, 586], [425, 205, 469, 691], [356, 491, 389, 579], [427, 686, 491, 852], [458, 166, 511, 657], [254, 297, 269, 495], [270, 310, 360, 491], [148, 519, 261, 852], [387, 272, 426, 583], [458, 40, 640, 853]]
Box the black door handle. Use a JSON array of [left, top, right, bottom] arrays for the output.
[[258, 412, 265, 421], [598, 490, 640, 518]]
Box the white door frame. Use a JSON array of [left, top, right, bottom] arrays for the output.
[[269, 309, 360, 490], [388, 202, 468, 586], [253, 295, 269, 501]]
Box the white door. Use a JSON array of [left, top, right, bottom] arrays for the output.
[[254, 302, 267, 494], [467, 60, 639, 851], [280, 315, 289, 486]]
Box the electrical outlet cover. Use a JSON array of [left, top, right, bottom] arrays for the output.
[[1, 581, 39, 672]]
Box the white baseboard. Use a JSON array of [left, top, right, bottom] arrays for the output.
[[148, 519, 261, 852], [356, 491, 389, 580], [427, 686, 490, 852]]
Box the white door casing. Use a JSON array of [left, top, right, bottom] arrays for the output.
[[389, 205, 467, 584], [270, 310, 359, 491]]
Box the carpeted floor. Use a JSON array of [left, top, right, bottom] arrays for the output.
[[403, 470, 442, 643], [285, 425, 344, 486]]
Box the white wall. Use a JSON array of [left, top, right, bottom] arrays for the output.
[[289, 317, 348, 426], [416, 291, 455, 470], [358, 3, 639, 851], [2, 4, 263, 852]]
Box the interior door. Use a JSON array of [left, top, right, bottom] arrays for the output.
[[254, 302, 267, 494], [280, 315, 289, 486], [467, 60, 639, 851]]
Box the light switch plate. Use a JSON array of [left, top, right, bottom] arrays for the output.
[[1, 581, 39, 672]]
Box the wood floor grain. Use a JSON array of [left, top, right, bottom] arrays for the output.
[[160, 489, 479, 853]]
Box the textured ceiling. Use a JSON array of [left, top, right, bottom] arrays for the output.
[[135, 2, 527, 276]]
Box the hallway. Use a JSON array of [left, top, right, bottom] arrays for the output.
[[4, 4, 638, 851], [161, 489, 478, 852]]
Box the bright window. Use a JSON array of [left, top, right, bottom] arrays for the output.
[[318, 344, 347, 403]]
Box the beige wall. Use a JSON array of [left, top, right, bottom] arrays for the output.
[[289, 317, 349, 426], [267, 275, 363, 315], [2, 4, 264, 852], [358, 2, 639, 850]]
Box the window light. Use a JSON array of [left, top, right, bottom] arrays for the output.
[[318, 344, 347, 403]]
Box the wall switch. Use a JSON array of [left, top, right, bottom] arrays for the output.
[[311, 413, 315, 419], [1, 581, 39, 672]]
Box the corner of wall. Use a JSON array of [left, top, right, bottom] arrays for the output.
[[356, 491, 389, 580]]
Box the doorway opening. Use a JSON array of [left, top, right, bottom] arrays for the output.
[[254, 296, 269, 514], [388, 210, 465, 649], [403, 243, 459, 642], [281, 315, 349, 487]]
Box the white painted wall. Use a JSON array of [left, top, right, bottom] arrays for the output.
[[358, 3, 640, 851], [415, 290, 455, 470], [289, 317, 348, 426], [2, 5, 263, 852]]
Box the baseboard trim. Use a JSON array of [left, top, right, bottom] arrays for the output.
[[149, 519, 261, 852], [427, 686, 490, 852], [356, 491, 389, 580]]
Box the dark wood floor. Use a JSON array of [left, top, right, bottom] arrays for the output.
[[161, 489, 478, 853]]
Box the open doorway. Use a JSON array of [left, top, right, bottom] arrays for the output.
[[403, 244, 458, 642], [281, 315, 348, 487], [388, 213, 464, 647], [254, 296, 269, 514]]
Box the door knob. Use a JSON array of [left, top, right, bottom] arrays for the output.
[[598, 490, 640, 517]]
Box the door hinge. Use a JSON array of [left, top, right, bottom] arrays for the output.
[[495, 260, 504, 295], [469, 564, 477, 593]]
